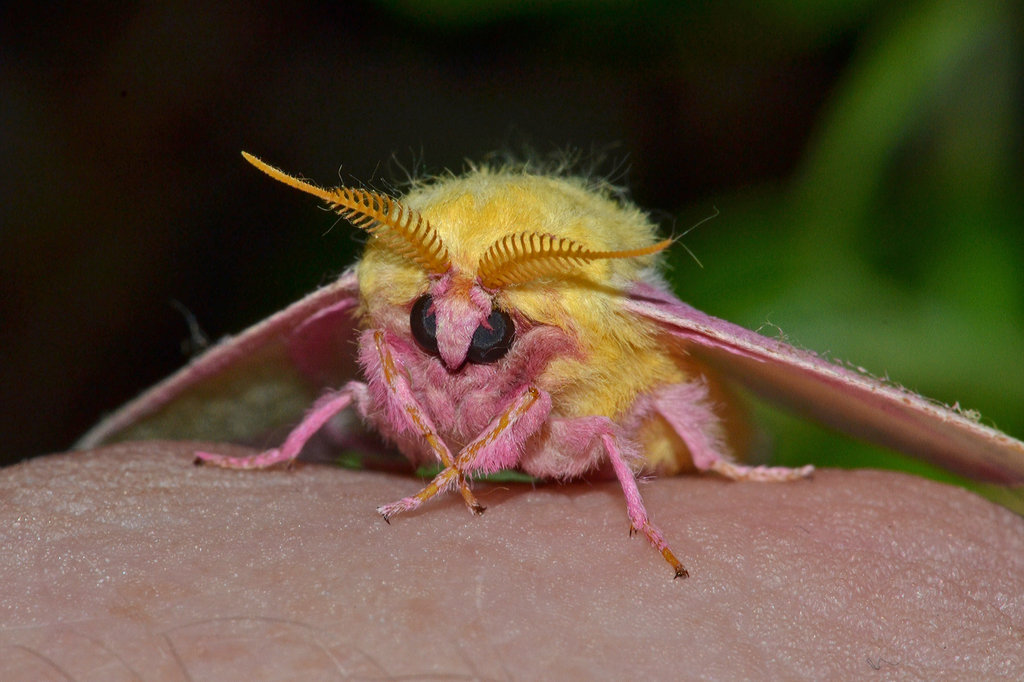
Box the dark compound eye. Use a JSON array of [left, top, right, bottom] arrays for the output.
[[467, 308, 515, 364], [410, 295, 438, 355], [410, 294, 515, 364]]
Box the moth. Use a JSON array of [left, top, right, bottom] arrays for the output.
[[78, 152, 1024, 578]]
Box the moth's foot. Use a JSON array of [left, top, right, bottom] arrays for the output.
[[456, 479, 486, 515], [377, 496, 420, 521], [651, 533, 689, 580], [377, 488, 485, 521], [193, 447, 295, 470], [710, 460, 814, 483], [632, 520, 689, 579], [377, 467, 484, 522]]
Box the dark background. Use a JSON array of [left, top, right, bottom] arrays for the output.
[[3, 1, 1022, 487]]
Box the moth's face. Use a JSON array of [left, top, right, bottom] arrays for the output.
[[409, 290, 514, 368], [354, 169, 669, 373], [400, 270, 512, 371]]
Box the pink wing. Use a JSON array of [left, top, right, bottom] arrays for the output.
[[77, 269, 362, 449], [625, 281, 1024, 485]]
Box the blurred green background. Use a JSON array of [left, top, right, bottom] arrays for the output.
[[2, 0, 1022, 499]]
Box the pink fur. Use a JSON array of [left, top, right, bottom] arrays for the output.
[[359, 324, 575, 456], [653, 381, 730, 471], [521, 416, 623, 480], [458, 387, 552, 475], [430, 272, 494, 369]]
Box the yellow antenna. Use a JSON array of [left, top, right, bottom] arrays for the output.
[[242, 152, 451, 275], [477, 232, 672, 289]]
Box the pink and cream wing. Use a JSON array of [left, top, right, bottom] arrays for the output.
[[77, 269, 362, 448], [625, 281, 1024, 485]]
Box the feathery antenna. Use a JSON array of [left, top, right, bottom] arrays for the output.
[[242, 152, 450, 274], [477, 232, 671, 288]]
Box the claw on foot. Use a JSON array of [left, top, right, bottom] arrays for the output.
[[376, 499, 411, 521]]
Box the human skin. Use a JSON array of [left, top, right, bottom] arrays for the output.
[[1, 442, 1022, 680]]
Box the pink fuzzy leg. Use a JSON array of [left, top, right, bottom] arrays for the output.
[[195, 383, 362, 469], [368, 331, 483, 513], [654, 382, 814, 482], [602, 432, 688, 579], [708, 459, 814, 482], [377, 386, 549, 520]]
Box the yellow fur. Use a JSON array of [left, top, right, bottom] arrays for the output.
[[357, 168, 694, 471]]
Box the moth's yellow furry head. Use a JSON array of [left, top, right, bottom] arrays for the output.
[[243, 152, 686, 423]]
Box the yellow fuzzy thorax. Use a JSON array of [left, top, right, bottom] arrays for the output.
[[356, 168, 689, 424]]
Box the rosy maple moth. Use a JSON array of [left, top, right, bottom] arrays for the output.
[[78, 152, 1024, 578]]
